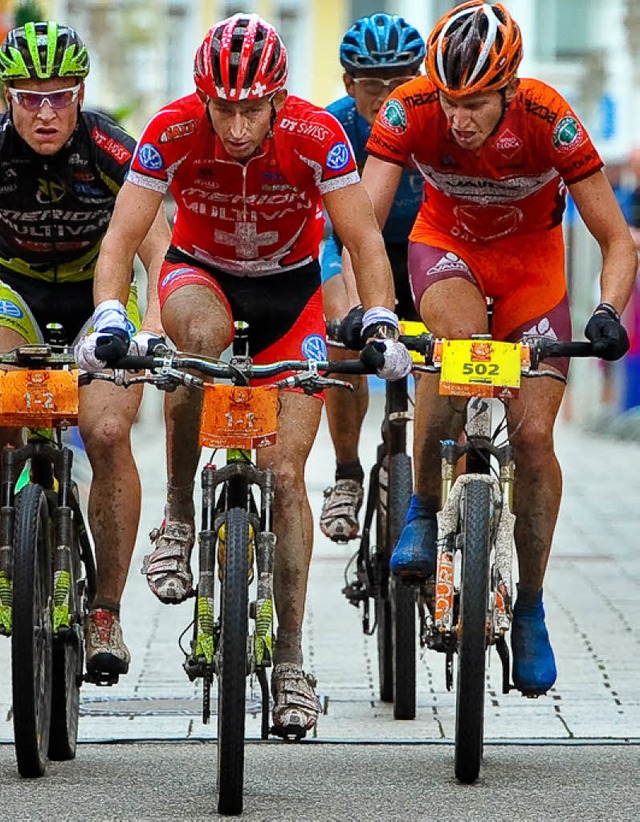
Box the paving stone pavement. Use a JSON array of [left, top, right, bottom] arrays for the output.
[[1, 388, 639, 747]]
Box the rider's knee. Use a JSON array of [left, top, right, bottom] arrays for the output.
[[81, 414, 133, 454], [171, 315, 226, 355]]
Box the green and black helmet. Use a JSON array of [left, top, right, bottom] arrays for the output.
[[0, 21, 90, 83]]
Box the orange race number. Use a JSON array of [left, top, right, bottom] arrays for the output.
[[199, 384, 279, 450], [0, 369, 79, 427]]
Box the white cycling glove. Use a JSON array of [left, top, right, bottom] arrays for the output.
[[370, 338, 413, 380], [127, 331, 167, 357], [74, 299, 129, 373], [359, 306, 412, 381]]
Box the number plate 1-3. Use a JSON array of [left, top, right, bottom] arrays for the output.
[[439, 339, 522, 399]]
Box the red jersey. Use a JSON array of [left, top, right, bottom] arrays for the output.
[[129, 93, 359, 275], [367, 77, 603, 244]]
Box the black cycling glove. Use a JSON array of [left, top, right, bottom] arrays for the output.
[[338, 305, 364, 350], [94, 327, 130, 364], [584, 303, 630, 361]]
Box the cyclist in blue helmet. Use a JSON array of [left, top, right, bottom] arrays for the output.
[[320, 14, 425, 542]]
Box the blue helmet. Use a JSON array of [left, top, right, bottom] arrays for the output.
[[340, 13, 425, 74]]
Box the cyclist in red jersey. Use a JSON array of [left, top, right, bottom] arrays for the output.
[[358, 1, 636, 696], [77, 14, 411, 737]]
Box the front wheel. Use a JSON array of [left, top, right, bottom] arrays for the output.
[[11, 484, 53, 778], [217, 507, 250, 816], [455, 480, 491, 784], [388, 453, 416, 721]]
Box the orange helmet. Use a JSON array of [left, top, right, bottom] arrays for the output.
[[425, 1, 522, 98]]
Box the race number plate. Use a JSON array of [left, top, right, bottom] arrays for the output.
[[439, 339, 523, 399], [0, 369, 79, 427], [399, 319, 429, 364], [200, 384, 278, 449]]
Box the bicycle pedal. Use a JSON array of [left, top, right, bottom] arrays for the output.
[[341, 581, 367, 606], [84, 670, 120, 686], [270, 724, 307, 742]]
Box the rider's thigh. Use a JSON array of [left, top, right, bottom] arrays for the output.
[[256, 391, 322, 483], [418, 277, 488, 338], [162, 281, 232, 356], [78, 379, 143, 451], [506, 375, 565, 451]]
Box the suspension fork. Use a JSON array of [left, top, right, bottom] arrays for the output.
[[0, 445, 17, 634], [51, 446, 75, 633]]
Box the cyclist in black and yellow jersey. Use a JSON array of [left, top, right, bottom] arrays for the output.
[[0, 21, 170, 679]]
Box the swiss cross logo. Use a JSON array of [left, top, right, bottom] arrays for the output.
[[92, 128, 132, 164], [494, 129, 522, 158]]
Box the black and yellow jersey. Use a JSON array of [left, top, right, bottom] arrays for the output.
[[0, 109, 135, 283]]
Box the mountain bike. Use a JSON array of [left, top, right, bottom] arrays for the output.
[[330, 319, 425, 720], [105, 325, 366, 816], [0, 341, 96, 777], [396, 330, 596, 784]]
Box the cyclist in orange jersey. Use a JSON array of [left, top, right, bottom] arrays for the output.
[[358, 1, 636, 696]]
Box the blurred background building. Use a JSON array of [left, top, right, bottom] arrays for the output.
[[2, 0, 640, 428]]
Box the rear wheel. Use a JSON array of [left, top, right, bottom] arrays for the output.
[[217, 507, 249, 816], [11, 484, 53, 777], [455, 480, 491, 784], [388, 453, 416, 720]]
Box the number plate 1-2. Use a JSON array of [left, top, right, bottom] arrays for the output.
[[0, 369, 78, 426], [199, 384, 278, 449], [439, 339, 522, 399]]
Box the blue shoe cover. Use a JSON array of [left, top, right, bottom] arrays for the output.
[[390, 495, 437, 580], [511, 589, 557, 695]]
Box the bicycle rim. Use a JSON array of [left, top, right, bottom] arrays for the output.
[[455, 479, 491, 784], [388, 452, 416, 720], [11, 484, 53, 778], [217, 507, 249, 816]]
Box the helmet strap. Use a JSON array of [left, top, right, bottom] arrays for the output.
[[267, 93, 278, 137], [489, 87, 510, 137]]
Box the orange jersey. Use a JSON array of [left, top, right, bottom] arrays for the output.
[[367, 76, 603, 244]]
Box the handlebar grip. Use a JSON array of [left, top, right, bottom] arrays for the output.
[[535, 340, 595, 359], [109, 355, 156, 371], [325, 359, 372, 374]]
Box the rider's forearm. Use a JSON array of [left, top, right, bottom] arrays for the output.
[[598, 237, 638, 315], [93, 238, 138, 308], [347, 232, 396, 312], [137, 207, 171, 332], [339, 250, 362, 308]]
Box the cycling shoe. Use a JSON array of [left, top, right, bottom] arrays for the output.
[[511, 589, 557, 696], [390, 495, 438, 581]]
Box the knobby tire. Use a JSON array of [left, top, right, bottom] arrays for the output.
[[49, 483, 90, 761], [217, 507, 250, 816], [373, 454, 393, 702], [388, 452, 416, 720], [455, 480, 491, 784], [11, 484, 53, 777]]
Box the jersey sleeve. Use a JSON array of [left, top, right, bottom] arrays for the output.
[[127, 97, 199, 195], [525, 82, 603, 185], [297, 107, 360, 196], [84, 111, 136, 189], [366, 86, 416, 168]]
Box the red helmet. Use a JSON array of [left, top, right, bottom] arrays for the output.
[[194, 14, 288, 101], [425, 1, 523, 98]]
